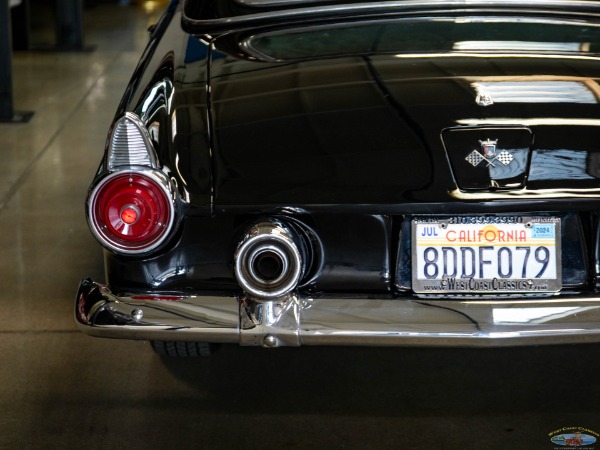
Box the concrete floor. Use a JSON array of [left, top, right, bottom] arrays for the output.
[[1, 2, 600, 449]]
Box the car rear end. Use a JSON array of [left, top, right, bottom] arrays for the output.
[[76, 0, 600, 350]]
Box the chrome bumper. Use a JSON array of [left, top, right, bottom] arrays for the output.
[[76, 278, 600, 347]]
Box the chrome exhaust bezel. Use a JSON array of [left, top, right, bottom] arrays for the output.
[[234, 221, 304, 300]]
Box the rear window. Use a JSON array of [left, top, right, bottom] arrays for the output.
[[244, 19, 600, 61]]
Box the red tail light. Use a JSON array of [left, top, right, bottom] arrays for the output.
[[88, 172, 174, 254]]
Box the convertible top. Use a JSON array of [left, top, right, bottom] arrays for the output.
[[181, 0, 600, 34]]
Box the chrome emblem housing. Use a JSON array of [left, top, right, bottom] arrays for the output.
[[442, 127, 532, 191]]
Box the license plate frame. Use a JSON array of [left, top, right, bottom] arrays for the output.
[[411, 216, 562, 294]]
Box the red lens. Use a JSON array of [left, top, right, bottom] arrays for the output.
[[90, 173, 172, 253]]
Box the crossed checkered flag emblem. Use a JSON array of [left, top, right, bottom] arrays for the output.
[[466, 139, 514, 167]]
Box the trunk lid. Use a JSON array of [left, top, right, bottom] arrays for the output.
[[207, 18, 600, 208]]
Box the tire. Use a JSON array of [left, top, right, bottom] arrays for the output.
[[150, 341, 218, 358]]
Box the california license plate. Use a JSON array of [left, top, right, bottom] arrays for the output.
[[411, 217, 561, 293]]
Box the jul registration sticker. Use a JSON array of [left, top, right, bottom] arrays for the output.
[[411, 217, 561, 294]]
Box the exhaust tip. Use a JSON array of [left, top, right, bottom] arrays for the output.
[[251, 249, 285, 282], [234, 222, 304, 300]]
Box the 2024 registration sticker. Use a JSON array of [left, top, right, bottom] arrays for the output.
[[411, 217, 561, 294]]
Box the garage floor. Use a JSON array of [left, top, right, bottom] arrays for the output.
[[1, 2, 599, 449]]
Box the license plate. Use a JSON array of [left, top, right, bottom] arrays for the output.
[[411, 217, 561, 293]]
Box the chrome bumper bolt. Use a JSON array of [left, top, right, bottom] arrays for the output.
[[263, 334, 278, 348], [131, 309, 144, 322]]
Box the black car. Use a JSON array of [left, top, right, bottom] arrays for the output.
[[76, 0, 600, 356]]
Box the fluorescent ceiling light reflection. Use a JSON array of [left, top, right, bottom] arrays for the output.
[[393, 53, 600, 63], [473, 81, 597, 104], [456, 118, 600, 126], [454, 41, 587, 52], [493, 307, 581, 324]]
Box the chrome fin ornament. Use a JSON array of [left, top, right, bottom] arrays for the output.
[[107, 112, 159, 171]]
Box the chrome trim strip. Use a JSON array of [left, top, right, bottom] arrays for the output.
[[234, 0, 600, 7], [235, 0, 326, 7], [77, 279, 600, 347], [449, 187, 600, 200]]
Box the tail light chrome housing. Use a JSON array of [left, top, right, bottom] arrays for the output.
[[87, 170, 176, 255], [87, 112, 177, 255]]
